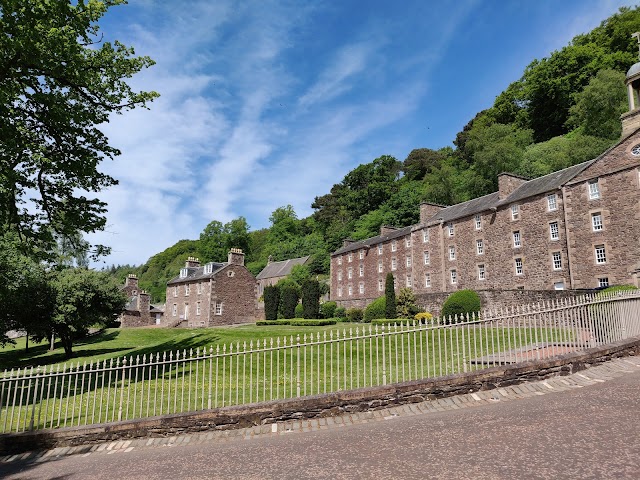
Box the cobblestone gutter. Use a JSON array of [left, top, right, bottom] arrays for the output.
[[2, 336, 639, 455]]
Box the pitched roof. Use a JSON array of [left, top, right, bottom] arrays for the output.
[[166, 262, 227, 285], [256, 256, 310, 280], [425, 192, 500, 225], [332, 226, 413, 256]]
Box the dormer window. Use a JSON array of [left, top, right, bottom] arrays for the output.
[[204, 263, 214, 275], [180, 268, 188, 278]]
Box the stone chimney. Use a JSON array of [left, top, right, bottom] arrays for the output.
[[185, 256, 201, 268], [380, 226, 397, 236], [228, 248, 245, 266], [267, 255, 273, 265], [138, 291, 150, 313], [497, 173, 528, 200], [125, 274, 138, 288], [420, 203, 445, 224]]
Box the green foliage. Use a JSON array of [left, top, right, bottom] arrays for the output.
[[441, 290, 482, 324], [0, 0, 158, 258], [385, 273, 397, 319], [396, 288, 420, 318], [363, 296, 386, 323], [595, 285, 638, 298], [198, 217, 250, 263], [345, 308, 363, 323], [263, 285, 279, 321], [371, 319, 416, 326], [279, 286, 299, 319], [414, 312, 434, 323], [320, 301, 337, 319], [256, 320, 292, 326], [295, 303, 304, 318], [301, 279, 321, 319], [288, 319, 336, 326], [334, 306, 346, 320]]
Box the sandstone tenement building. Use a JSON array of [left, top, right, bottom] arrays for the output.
[[165, 249, 259, 327], [119, 274, 164, 327], [330, 62, 640, 310], [256, 255, 310, 297]]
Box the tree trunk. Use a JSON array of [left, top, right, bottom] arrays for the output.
[[25, 330, 29, 353], [61, 335, 74, 359]]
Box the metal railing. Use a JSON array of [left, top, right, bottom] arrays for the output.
[[1, 290, 639, 434]]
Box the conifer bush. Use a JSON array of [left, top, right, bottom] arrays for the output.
[[279, 286, 299, 319], [440, 289, 481, 323], [302, 279, 321, 319], [263, 285, 279, 321], [385, 273, 396, 319]]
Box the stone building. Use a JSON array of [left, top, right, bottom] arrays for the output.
[[119, 274, 163, 327], [256, 255, 310, 297], [165, 249, 259, 327], [330, 61, 640, 311]]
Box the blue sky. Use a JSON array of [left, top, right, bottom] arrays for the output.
[[88, 0, 638, 267]]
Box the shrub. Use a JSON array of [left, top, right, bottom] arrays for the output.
[[396, 287, 420, 318], [385, 273, 396, 319], [371, 318, 416, 326], [263, 285, 280, 321], [334, 306, 346, 320], [294, 303, 304, 318], [279, 286, 299, 319], [414, 312, 433, 324], [320, 301, 337, 319], [440, 289, 481, 323], [289, 319, 337, 326], [595, 284, 638, 298], [302, 279, 321, 319], [256, 320, 291, 326], [346, 308, 363, 323], [364, 296, 386, 322]]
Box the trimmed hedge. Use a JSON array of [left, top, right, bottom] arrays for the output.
[[364, 296, 386, 322], [289, 319, 337, 326], [371, 318, 416, 326], [441, 289, 481, 323], [256, 320, 292, 326]]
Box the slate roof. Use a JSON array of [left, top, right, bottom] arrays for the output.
[[167, 262, 227, 285], [256, 256, 310, 280], [332, 226, 413, 256], [425, 192, 500, 225]]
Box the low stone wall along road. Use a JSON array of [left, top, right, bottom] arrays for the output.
[[1, 356, 639, 479]]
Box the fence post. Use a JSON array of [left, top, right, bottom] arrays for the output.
[[296, 335, 301, 398], [118, 358, 127, 422]]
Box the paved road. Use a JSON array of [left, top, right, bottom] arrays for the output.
[[2, 357, 640, 479]]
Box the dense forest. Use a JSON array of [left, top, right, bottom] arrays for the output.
[[106, 7, 640, 303]]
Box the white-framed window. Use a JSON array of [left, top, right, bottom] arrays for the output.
[[475, 214, 482, 230], [338, 286, 343, 297], [185, 284, 190, 295], [595, 244, 607, 264], [214, 301, 223, 316], [406, 275, 412, 287], [511, 204, 519, 220], [172, 304, 177, 316], [391, 240, 397, 252], [515, 258, 523, 275], [447, 223, 454, 236], [406, 256, 412, 267], [513, 231, 521, 248], [549, 221, 559, 240], [476, 239, 484, 255], [424, 273, 431, 288], [547, 194, 557, 211], [598, 277, 609, 288], [478, 264, 486, 281], [196, 301, 201, 315], [359, 264, 364, 277], [347, 268, 353, 279], [359, 249, 365, 260], [592, 212, 603, 231], [337, 256, 342, 265], [391, 258, 397, 270], [173, 286, 178, 297], [359, 282, 365, 294], [554, 282, 565, 291], [348, 253, 353, 263], [449, 245, 456, 260], [588, 180, 600, 200], [423, 251, 430, 265], [338, 270, 343, 281], [423, 230, 429, 243], [197, 283, 202, 295], [378, 260, 383, 273], [180, 268, 188, 278], [378, 278, 384, 291], [378, 244, 383, 255], [450, 269, 457, 285], [204, 263, 214, 274], [552, 252, 562, 270], [405, 237, 411, 248], [348, 285, 353, 296]]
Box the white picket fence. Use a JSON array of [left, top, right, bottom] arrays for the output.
[[1, 290, 639, 434]]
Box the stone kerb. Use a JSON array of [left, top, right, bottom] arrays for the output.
[[2, 335, 639, 456]]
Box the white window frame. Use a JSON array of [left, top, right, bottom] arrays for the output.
[[337, 256, 342, 265], [450, 269, 457, 285], [348, 253, 353, 263], [391, 240, 397, 252], [348, 285, 353, 296], [180, 268, 188, 278], [406, 256, 412, 267], [592, 212, 603, 232], [359, 249, 365, 260], [554, 282, 565, 291], [478, 264, 486, 281], [423, 251, 430, 265], [515, 258, 523, 275], [447, 223, 454, 237], [391, 258, 397, 271], [172, 304, 177, 316], [338, 286, 343, 297], [552, 252, 562, 270], [173, 286, 178, 297], [214, 301, 223, 316], [513, 231, 521, 248], [378, 260, 383, 273], [423, 230, 429, 243], [338, 271, 342, 281], [449, 245, 456, 260], [547, 194, 557, 211], [197, 283, 202, 295], [378, 244, 383, 255], [549, 221, 559, 241], [588, 180, 600, 200], [378, 278, 384, 291], [511, 204, 519, 220], [204, 263, 214, 274], [185, 284, 190, 295], [598, 277, 609, 288], [196, 301, 201, 316], [359, 264, 364, 277], [347, 268, 353, 279], [405, 237, 411, 248], [475, 214, 482, 230], [406, 275, 412, 288], [424, 273, 431, 288], [359, 282, 365, 294], [595, 245, 607, 264], [476, 239, 484, 255]]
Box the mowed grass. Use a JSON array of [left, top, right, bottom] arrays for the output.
[[0, 323, 366, 371]]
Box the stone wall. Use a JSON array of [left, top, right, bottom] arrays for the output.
[[3, 337, 638, 455]]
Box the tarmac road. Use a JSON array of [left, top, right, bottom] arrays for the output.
[[2, 357, 639, 480]]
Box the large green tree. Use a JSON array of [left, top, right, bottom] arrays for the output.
[[0, 0, 158, 258]]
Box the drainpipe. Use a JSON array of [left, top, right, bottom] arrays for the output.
[[561, 186, 575, 289]]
